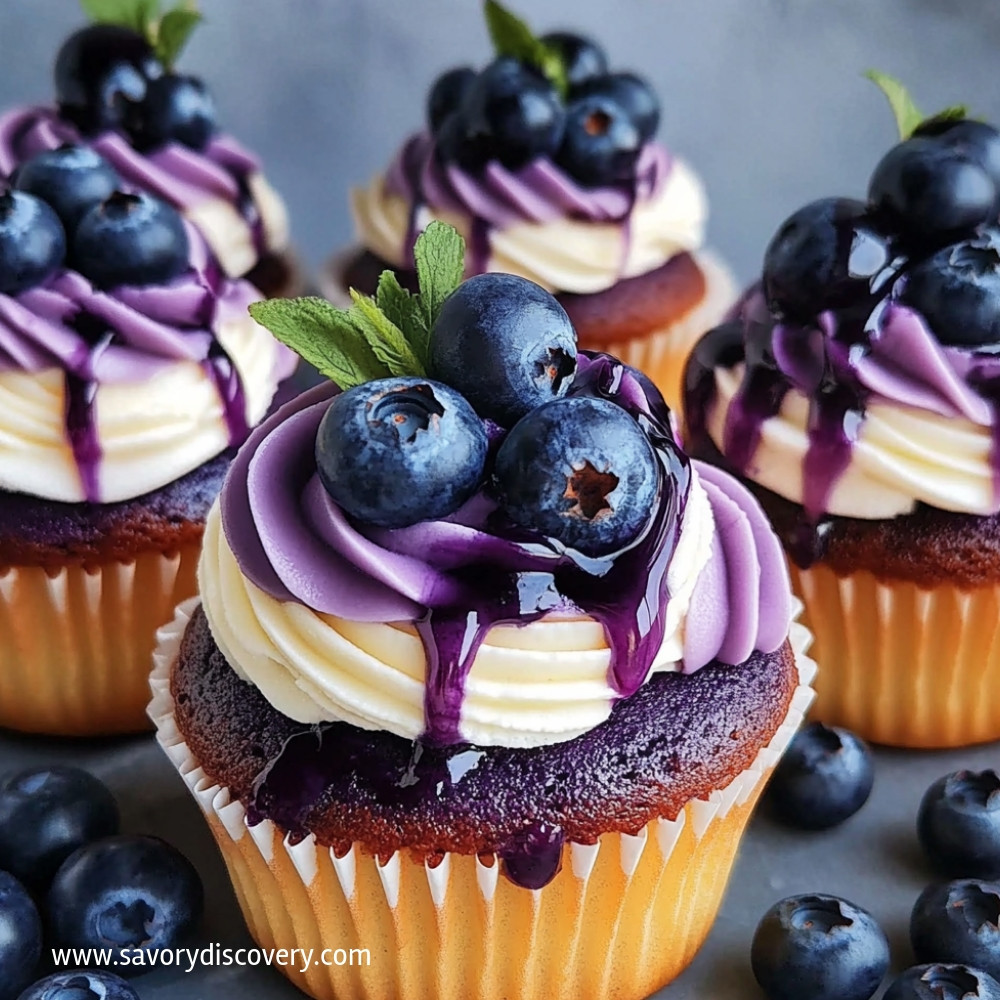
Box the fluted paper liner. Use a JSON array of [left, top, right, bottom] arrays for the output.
[[0, 545, 200, 736], [150, 598, 815, 1000], [791, 562, 1000, 748]]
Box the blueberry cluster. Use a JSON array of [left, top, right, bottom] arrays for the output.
[[0, 145, 189, 295], [0, 766, 203, 999], [315, 272, 661, 556], [55, 24, 217, 150], [427, 33, 660, 187], [763, 118, 1000, 346]]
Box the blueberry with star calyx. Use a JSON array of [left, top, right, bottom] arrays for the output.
[[0, 872, 41, 1000], [126, 74, 217, 151], [492, 395, 659, 557], [0, 190, 67, 296], [55, 25, 162, 135], [763, 198, 892, 323], [17, 971, 139, 1000], [918, 771, 1000, 880], [427, 66, 478, 134], [914, 118, 1000, 193], [556, 90, 643, 187], [911, 880, 1000, 978], [572, 72, 659, 142], [13, 145, 121, 230], [899, 228, 1000, 346], [539, 32, 608, 88], [429, 272, 577, 426], [884, 964, 1000, 1000], [316, 377, 488, 529]]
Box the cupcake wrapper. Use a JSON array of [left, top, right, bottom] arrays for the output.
[[150, 599, 815, 1000], [790, 563, 1000, 748], [0, 545, 200, 736]]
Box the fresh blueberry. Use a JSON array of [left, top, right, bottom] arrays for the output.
[[884, 963, 1000, 1000], [868, 136, 997, 248], [125, 74, 217, 151], [911, 880, 1000, 979], [0, 190, 67, 296], [762, 198, 892, 323], [54, 25, 162, 135], [316, 377, 488, 529], [427, 66, 477, 134], [429, 272, 577, 426], [459, 57, 565, 170], [13, 146, 121, 231], [0, 766, 119, 892], [539, 32, 608, 88], [433, 111, 492, 172], [492, 396, 659, 556], [765, 722, 874, 830], [899, 229, 1000, 347], [572, 72, 659, 142], [556, 91, 643, 187], [918, 771, 1000, 880], [0, 871, 42, 1000], [17, 971, 139, 1000], [751, 894, 890, 1000], [915, 119, 1000, 194], [72, 192, 188, 289], [47, 835, 203, 967]]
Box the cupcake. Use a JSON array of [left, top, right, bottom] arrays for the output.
[[0, 3, 298, 298], [0, 161, 296, 735], [323, 1, 735, 413], [151, 223, 814, 1000], [684, 76, 1000, 748]]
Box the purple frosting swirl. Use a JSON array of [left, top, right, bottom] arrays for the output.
[[220, 355, 792, 745]]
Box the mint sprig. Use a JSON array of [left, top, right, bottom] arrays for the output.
[[866, 70, 968, 140], [79, 0, 203, 69], [249, 222, 469, 391], [484, 0, 569, 99]]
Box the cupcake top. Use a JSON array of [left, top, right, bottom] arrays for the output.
[[201, 223, 793, 750], [686, 76, 1000, 536], [0, 154, 295, 505], [0, 2, 289, 281], [350, 1, 706, 296]]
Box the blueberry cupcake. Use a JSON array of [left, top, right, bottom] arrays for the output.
[[684, 77, 1000, 748], [324, 1, 735, 414], [0, 1, 297, 298], [151, 224, 813, 1000], [0, 159, 295, 735]]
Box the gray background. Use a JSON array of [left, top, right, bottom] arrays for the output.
[[2, 1, 1000, 998]]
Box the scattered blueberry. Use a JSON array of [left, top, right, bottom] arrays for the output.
[[0, 871, 42, 1000], [763, 198, 892, 323], [539, 32, 608, 88], [868, 136, 997, 248], [911, 880, 1000, 979], [316, 377, 488, 529], [125, 73, 217, 151], [0, 766, 119, 891], [72, 192, 188, 288], [13, 146, 121, 230], [765, 722, 874, 830], [917, 771, 1000, 880], [556, 91, 643, 187], [17, 971, 139, 1000], [427, 66, 478, 134], [492, 395, 659, 556], [899, 229, 1000, 347], [429, 272, 577, 426], [458, 57, 565, 170], [54, 25, 162, 135], [572, 72, 659, 142], [47, 835, 203, 967], [0, 190, 67, 296], [751, 894, 890, 1000], [884, 963, 1000, 1000], [915, 118, 1000, 194]]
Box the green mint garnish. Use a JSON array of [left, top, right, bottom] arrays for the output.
[[79, 0, 202, 69], [249, 222, 468, 391], [484, 0, 569, 99], [866, 70, 968, 140]]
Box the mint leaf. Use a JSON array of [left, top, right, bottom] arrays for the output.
[[80, 0, 159, 35], [156, 6, 202, 68], [376, 271, 431, 368], [484, 0, 568, 98], [349, 290, 426, 377], [413, 220, 466, 332], [866, 70, 926, 139], [249, 297, 390, 390]]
